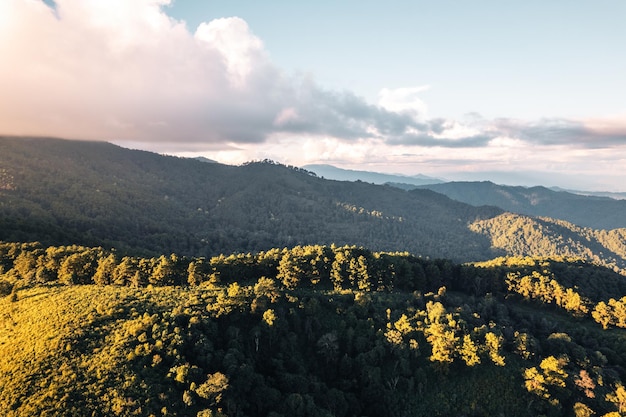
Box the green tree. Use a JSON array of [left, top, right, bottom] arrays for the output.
[[605, 384, 626, 415], [485, 332, 505, 366], [460, 334, 481, 366], [195, 372, 229, 407], [93, 253, 117, 285]]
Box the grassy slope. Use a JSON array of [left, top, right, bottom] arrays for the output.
[[0, 285, 193, 416]]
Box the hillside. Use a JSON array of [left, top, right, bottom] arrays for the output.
[[469, 214, 626, 269], [2, 136, 626, 272], [416, 181, 626, 230], [2, 242, 626, 416], [0, 136, 499, 260]]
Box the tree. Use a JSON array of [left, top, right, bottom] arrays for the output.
[[540, 356, 568, 388], [93, 253, 117, 285], [592, 302, 613, 329], [262, 309, 276, 327], [317, 332, 339, 363], [605, 384, 626, 415], [485, 332, 505, 366], [574, 370, 596, 399], [150, 255, 176, 286], [12, 251, 38, 283], [460, 335, 481, 366], [277, 252, 300, 290], [186, 260, 199, 286], [608, 297, 626, 328], [524, 366, 548, 399], [112, 256, 136, 286], [58, 250, 98, 285], [572, 402, 594, 417], [253, 277, 280, 302], [195, 372, 229, 407]]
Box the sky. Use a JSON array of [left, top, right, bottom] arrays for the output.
[[1, 0, 625, 191]]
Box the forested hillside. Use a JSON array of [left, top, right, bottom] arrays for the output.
[[469, 214, 626, 273], [0, 136, 500, 261], [2, 136, 626, 273], [2, 241, 626, 416], [416, 181, 626, 230]]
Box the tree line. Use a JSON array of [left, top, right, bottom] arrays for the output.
[[4, 241, 626, 333]]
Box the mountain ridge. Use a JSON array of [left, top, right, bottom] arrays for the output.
[[1, 136, 625, 272], [0, 136, 498, 260], [416, 180, 626, 230], [302, 163, 444, 186]]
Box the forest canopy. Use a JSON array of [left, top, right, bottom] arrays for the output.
[[2, 240, 626, 416]]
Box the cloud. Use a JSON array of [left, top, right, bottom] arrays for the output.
[[1, 0, 624, 174], [378, 86, 430, 117], [495, 117, 626, 148], [0, 0, 495, 150]]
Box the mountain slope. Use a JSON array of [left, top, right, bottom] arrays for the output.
[[417, 181, 626, 230], [0, 137, 499, 260], [2, 136, 626, 272], [469, 213, 626, 272]]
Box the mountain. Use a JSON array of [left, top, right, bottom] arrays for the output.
[[550, 186, 626, 201], [0, 136, 497, 261], [2, 136, 626, 272], [194, 156, 218, 164], [415, 181, 626, 230], [470, 212, 626, 272], [301, 166, 626, 230], [302, 163, 444, 186]]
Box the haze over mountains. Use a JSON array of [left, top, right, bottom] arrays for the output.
[[302, 164, 444, 187]]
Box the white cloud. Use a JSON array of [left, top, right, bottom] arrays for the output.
[[0, 0, 283, 144], [0, 0, 481, 149], [194, 17, 265, 87], [378, 86, 430, 117]]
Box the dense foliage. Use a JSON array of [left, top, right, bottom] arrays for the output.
[[470, 213, 626, 273], [2, 241, 626, 416]]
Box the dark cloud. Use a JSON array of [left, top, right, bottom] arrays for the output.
[[387, 133, 495, 148], [276, 87, 426, 140], [496, 118, 626, 148]]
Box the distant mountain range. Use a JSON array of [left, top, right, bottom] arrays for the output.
[[1, 136, 625, 272], [415, 181, 626, 230], [302, 164, 444, 186], [304, 164, 626, 230]]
